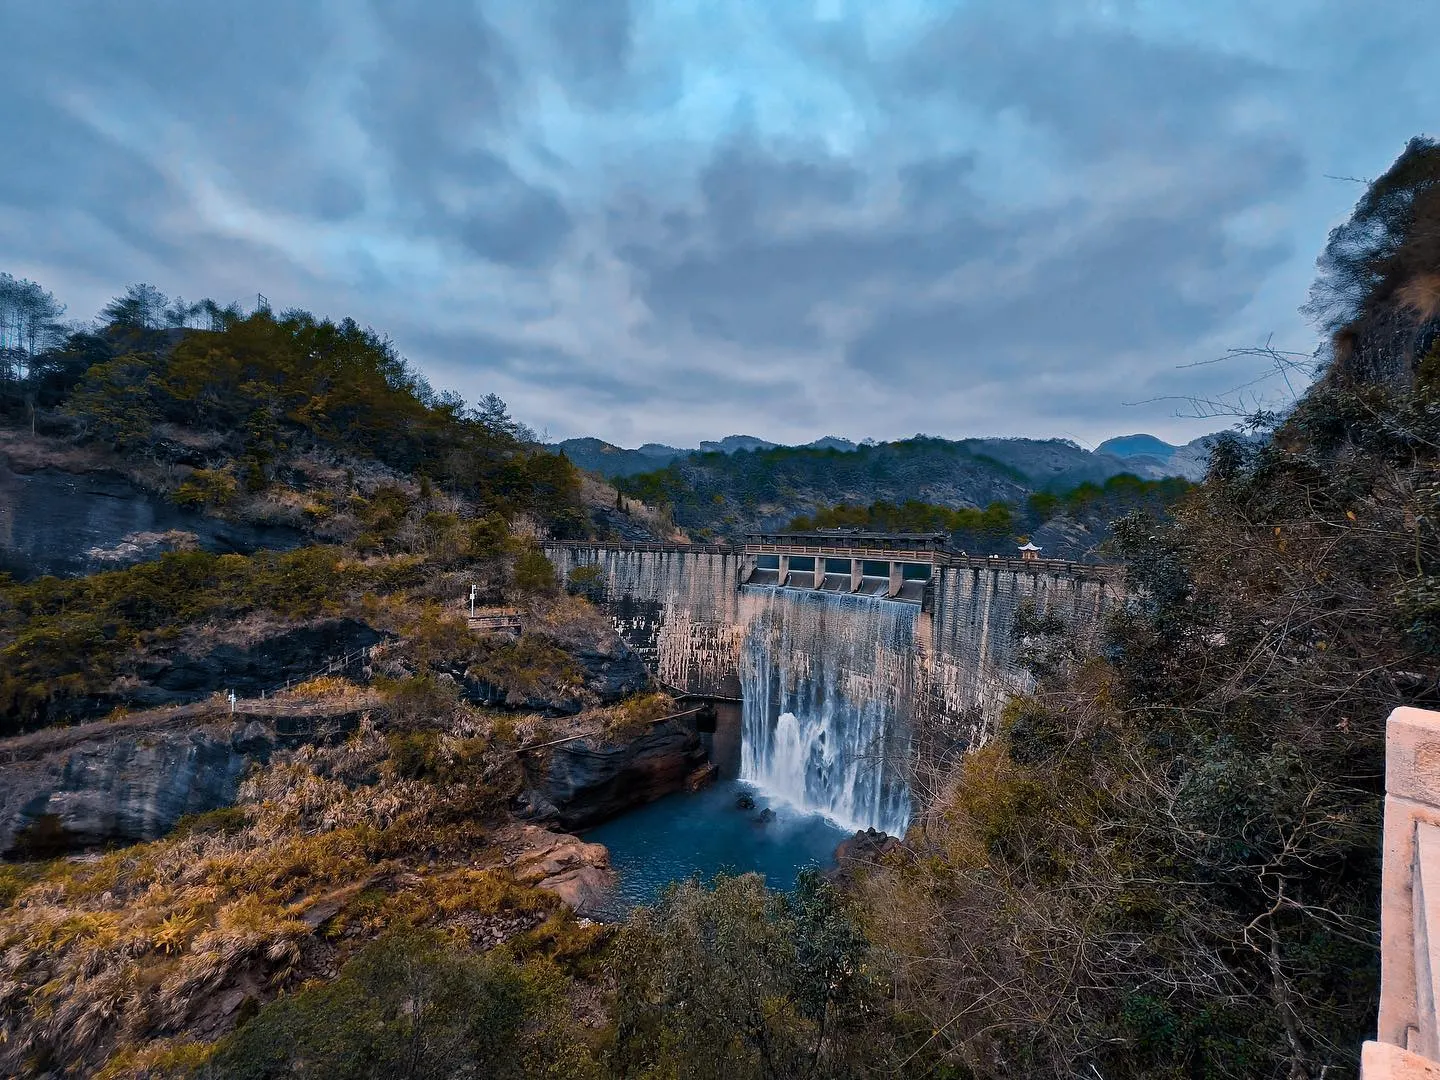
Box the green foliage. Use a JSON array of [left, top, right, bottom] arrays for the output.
[[786, 475, 1192, 546], [468, 512, 513, 560], [171, 806, 248, 840], [172, 467, 239, 508], [46, 303, 588, 528], [467, 634, 583, 704], [513, 548, 558, 596], [609, 872, 895, 1078], [0, 546, 412, 733], [66, 356, 165, 450], [203, 927, 597, 1080], [565, 563, 605, 600]]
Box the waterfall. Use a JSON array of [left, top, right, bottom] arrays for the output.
[[738, 587, 914, 835]]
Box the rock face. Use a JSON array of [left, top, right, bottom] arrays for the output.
[[0, 460, 304, 581], [130, 619, 384, 708], [0, 714, 358, 857], [517, 720, 709, 830], [568, 637, 651, 704]]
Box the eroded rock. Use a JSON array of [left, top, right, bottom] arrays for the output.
[[516, 720, 708, 830]]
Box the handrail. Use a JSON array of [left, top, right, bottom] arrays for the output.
[[1364, 706, 1440, 1077], [541, 538, 1120, 578]]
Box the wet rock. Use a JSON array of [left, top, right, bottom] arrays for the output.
[[756, 808, 776, 825], [685, 762, 718, 791], [516, 722, 708, 830], [736, 793, 756, 810]]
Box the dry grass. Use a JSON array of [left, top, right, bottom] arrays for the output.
[[0, 712, 587, 1077], [1397, 272, 1440, 321]]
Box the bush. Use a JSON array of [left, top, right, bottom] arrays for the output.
[[512, 548, 558, 596], [203, 927, 596, 1080], [172, 467, 238, 508]]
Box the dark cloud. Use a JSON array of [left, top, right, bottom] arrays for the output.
[[0, 1, 1436, 446], [903, 13, 1279, 160], [352, 0, 574, 268], [542, 0, 635, 95]]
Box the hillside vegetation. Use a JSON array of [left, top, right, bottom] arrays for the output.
[[786, 473, 1193, 557], [615, 432, 1200, 543]]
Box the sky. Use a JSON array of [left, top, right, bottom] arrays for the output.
[[3, 1, 1438, 450]]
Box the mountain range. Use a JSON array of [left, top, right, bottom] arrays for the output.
[[552, 431, 1229, 484]]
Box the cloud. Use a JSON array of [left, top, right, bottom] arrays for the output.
[[0, 1, 1438, 447]]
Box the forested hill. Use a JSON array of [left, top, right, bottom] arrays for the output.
[[611, 433, 1209, 542], [0, 285, 593, 546]]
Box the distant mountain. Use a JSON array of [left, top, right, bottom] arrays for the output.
[[557, 430, 1234, 512], [551, 438, 688, 478], [697, 435, 778, 454], [552, 433, 862, 478], [602, 430, 1241, 540], [1096, 434, 1179, 460]]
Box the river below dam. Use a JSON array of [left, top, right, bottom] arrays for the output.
[[586, 702, 850, 911]]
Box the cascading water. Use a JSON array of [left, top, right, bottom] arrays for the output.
[[739, 587, 914, 835]]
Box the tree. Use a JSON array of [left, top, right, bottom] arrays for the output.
[[101, 283, 169, 330], [512, 548, 558, 596], [0, 273, 67, 384], [164, 295, 201, 328], [1304, 136, 1440, 333]]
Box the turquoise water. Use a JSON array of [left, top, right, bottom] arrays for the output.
[[584, 778, 849, 913]]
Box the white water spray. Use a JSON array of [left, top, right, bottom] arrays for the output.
[[739, 588, 914, 835]]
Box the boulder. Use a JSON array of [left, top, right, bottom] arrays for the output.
[[509, 825, 615, 917], [827, 827, 903, 882]]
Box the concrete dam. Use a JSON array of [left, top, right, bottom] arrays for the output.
[[543, 533, 1120, 833]]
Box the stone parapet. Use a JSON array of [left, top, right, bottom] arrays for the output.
[[1366, 707, 1440, 1077]]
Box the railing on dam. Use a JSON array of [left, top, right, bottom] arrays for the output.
[[1364, 706, 1440, 1078], [544, 538, 1122, 583]]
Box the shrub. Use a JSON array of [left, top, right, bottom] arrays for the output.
[[203, 927, 595, 1080], [512, 548, 558, 597], [172, 467, 238, 508]]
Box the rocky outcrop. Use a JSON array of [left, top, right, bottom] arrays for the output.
[[0, 460, 305, 581], [130, 619, 384, 708], [826, 827, 903, 883], [509, 825, 615, 916], [568, 637, 651, 703], [516, 720, 709, 830], [0, 712, 360, 858]]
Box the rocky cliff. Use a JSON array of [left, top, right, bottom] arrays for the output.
[[517, 719, 711, 830], [0, 709, 364, 858], [0, 458, 304, 581]]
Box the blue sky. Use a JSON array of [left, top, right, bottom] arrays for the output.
[[3, 1, 1438, 448]]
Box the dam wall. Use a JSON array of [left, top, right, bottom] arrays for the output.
[[543, 542, 1118, 739], [923, 564, 1112, 741], [544, 545, 749, 699]]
